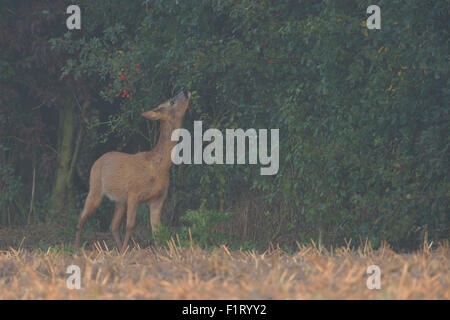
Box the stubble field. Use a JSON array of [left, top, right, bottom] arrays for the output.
[[0, 238, 448, 299]]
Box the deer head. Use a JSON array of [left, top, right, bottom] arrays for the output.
[[141, 89, 191, 123]]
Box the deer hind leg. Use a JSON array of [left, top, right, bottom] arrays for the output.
[[110, 202, 126, 250], [121, 197, 138, 254], [75, 190, 102, 249]]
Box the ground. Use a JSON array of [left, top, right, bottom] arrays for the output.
[[0, 224, 448, 299]]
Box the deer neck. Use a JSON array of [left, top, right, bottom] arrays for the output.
[[146, 119, 180, 172]]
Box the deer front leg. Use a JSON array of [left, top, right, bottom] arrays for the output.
[[149, 199, 164, 235], [121, 197, 138, 254], [110, 202, 126, 250], [148, 191, 167, 238]]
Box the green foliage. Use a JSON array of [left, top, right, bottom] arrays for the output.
[[0, 161, 25, 225], [33, 241, 77, 255], [180, 204, 233, 249], [52, 0, 449, 250], [151, 224, 173, 245], [267, 0, 449, 249], [0, 162, 23, 206]]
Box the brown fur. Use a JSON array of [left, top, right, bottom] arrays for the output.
[[75, 90, 191, 252]]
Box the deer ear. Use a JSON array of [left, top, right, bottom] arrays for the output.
[[141, 110, 170, 121]]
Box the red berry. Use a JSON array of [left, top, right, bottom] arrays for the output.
[[121, 75, 126, 80]]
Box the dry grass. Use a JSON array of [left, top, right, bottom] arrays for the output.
[[0, 239, 448, 299]]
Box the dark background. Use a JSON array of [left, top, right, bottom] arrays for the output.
[[0, 0, 448, 251]]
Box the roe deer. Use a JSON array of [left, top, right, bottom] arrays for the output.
[[75, 90, 191, 253]]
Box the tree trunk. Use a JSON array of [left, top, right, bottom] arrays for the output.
[[49, 103, 82, 217]]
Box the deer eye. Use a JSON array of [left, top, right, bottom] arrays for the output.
[[170, 100, 174, 106]]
